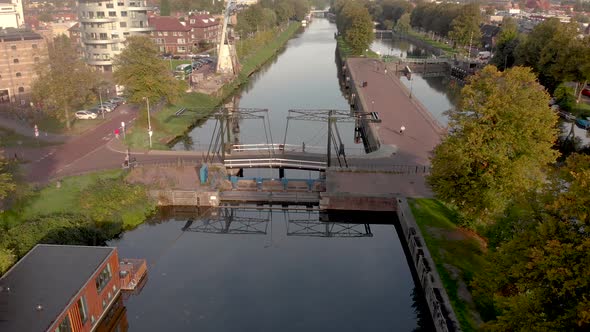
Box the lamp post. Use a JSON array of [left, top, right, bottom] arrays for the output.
[[143, 97, 152, 148], [98, 88, 104, 119]]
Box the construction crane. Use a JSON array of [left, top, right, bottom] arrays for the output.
[[216, 0, 239, 75]]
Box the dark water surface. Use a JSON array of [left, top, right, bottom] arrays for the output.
[[110, 209, 431, 331]]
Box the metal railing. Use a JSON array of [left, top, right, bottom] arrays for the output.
[[225, 158, 327, 170]]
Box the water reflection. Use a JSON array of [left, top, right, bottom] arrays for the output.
[[110, 206, 432, 331]]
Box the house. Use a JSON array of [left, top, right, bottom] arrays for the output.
[[149, 16, 192, 54], [187, 14, 220, 47], [0, 244, 146, 332]]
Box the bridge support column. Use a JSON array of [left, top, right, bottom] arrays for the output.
[[237, 168, 243, 177], [279, 167, 285, 179]]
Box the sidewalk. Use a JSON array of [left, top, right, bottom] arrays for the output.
[[0, 114, 69, 143]]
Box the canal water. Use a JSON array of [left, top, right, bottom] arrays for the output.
[[110, 208, 432, 331], [111, 19, 440, 331]]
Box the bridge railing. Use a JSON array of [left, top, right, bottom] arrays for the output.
[[230, 143, 366, 155], [225, 158, 327, 170]]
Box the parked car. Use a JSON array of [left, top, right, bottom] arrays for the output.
[[108, 97, 126, 105], [75, 110, 98, 119], [575, 117, 590, 129], [96, 104, 114, 113], [582, 89, 590, 97], [87, 107, 103, 115], [101, 102, 118, 109]]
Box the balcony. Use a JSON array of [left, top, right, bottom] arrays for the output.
[[127, 1, 151, 10], [80, 17, 117, 23], [128, 26, 154, 32], [83, 38, 121, 44], [86, 58, 113, 66]]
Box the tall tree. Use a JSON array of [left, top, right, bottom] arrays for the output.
[[113, 36, 183, 105], [394, 12, 410, 34], [31, 35, 98, 130], [336, 0, 374, 55], [472, 154, 590, 331], [428, 66, 559, 224], [491, 17, 520, 70], [448, 3, 481, 48]]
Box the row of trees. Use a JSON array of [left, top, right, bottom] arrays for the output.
[[493, 17, 590, 95], [235, 0, 310, 37], [410, 2, 482, 47], [333, 0, 374, 55], [428, 65, 590, 330], [31, 35, 183, 129]]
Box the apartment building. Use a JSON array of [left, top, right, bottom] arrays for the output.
[[187, 13, 219, 45], [149, 16, 191, 53], [0, 0, 24, 29], [77, 0, 154, 71], [0, 29, 45, 106]]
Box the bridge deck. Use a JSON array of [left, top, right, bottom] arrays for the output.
[[220, 191, 320, 204]]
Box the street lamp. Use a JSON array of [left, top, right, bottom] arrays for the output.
[[98, 88, 105, 119], [143, 97, 152, 148]]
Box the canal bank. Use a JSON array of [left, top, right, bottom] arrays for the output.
[[124, 22, 302, 149]]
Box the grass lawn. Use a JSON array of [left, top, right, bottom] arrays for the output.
[[408, 198, 487, 332], [20, 170, 124, 220], [0, 128, 56, 148], [572, 101, 590, 118], [35, 113, 109, 135], [405, 30, 459, 56]]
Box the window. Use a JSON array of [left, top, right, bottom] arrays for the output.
[[15, 72, 21, 77], [163, 32, 168, 36], [32, 44, 37, 49], [130, 11, 136, 18], [106, 3, 114, 8], [157, 32, 162, 36], [109, 11, 116, 17], [10, 45, 16, 50], [55, 315, 72, 332], [18, 87, 24, 93], [111, 44, 119, 51], [99, 44, 107, 49], [77, 296, 89, 324], [178, 46, 186, 52], [110, 22, 116, 30], [88, 12, 94, 18], [120, 11, 127, 17], [119, 22, 127, 28], [95, 264, 112, 293], [177, 38, 185, 44], [13, 59, 18, 63], [97, 11, 105, 18]]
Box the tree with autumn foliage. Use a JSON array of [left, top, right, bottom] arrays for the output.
[[427, 66, 559, 225]]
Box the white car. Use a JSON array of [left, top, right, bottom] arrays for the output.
[[96, 104, 114, 113], [75, 110, 98, 119]]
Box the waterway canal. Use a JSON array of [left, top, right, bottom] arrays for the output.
[[112, 19, 438, 331], [110, 208, 432, 331]]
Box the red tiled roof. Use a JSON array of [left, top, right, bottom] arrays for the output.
[[148, 16, 191, 32], [187, 14, 219, 28]]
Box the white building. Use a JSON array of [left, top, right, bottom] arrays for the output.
[[0, 0, 24, 29], [77, 0, 154, 72]]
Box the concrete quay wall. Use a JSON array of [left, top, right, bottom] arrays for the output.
[[397, 197, 462, 332]]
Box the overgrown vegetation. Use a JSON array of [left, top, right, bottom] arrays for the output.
[[0, 170, 155, 275], [409, 198, 486, 332]]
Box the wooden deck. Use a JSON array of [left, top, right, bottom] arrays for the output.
[[119, 258, 147, 291]]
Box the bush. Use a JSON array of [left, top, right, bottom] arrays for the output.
[[0, 248, 16, 274], [554, 84, 576, 112]]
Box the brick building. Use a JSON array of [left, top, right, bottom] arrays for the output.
[[0, 29, 46, 106], [149, 14, 220, 54], [148, 16, 191, 54], [187, 14, 219, 45], [0, 245, 128, 332]]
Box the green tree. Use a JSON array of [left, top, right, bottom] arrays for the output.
[[113, 35, 183, 105], [428, 66, 559, 224], [337, 0, 374, 54], [491, 17, 520, 70], [0, 158, 15, 202], [448, 3, 481, 48], [473, 154, 590, 331], [160, 0, 171, 16], [276, 0, 295, 24], [393, 12, 410, 33], [31, 35, 98, 130]]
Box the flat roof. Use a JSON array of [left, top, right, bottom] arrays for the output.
[[0, 244, 115, 332], [0, 29, 43, 42]]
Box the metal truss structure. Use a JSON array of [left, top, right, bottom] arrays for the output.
[[181, 207, 270, 235]]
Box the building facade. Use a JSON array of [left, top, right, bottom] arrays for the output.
[[149, 16, 191, 54], [0, 0, 24, 29], [77, 0, 154, 71], [187, 14, 219, 46], [0, 30, 46, 106], [0, 245, 128, 332]]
